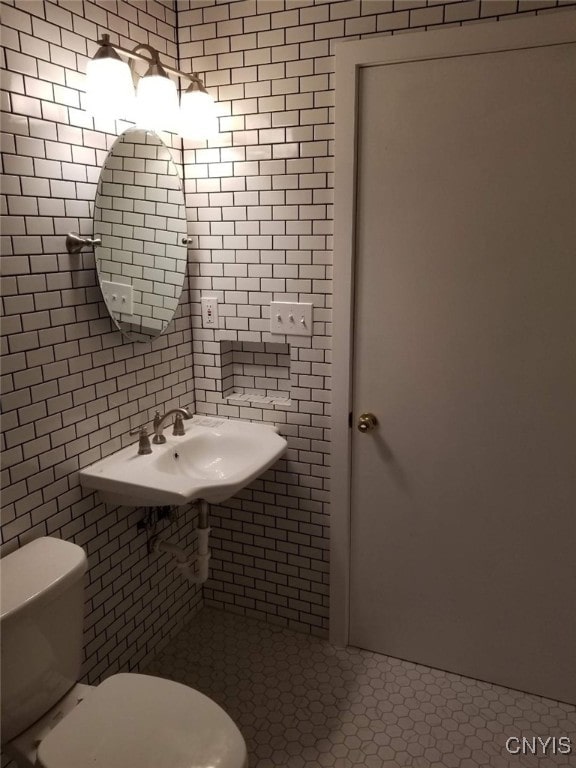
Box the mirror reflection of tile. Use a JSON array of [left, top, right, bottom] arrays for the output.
[[94, 129, 187, 341]]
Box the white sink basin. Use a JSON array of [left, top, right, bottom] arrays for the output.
[[79, 416, 287, 507]]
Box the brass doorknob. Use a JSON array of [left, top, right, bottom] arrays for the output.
[[357, 413, 378, 433]]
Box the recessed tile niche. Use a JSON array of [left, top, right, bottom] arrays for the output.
[[219, 341, 291, 405]]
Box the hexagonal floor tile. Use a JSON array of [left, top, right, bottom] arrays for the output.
[[146, 608, 576, 767]]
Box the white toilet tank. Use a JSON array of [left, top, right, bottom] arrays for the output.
[[0, 537, 87, 745]]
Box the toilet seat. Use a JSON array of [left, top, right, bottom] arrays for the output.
[[35, 673, 248, 768]]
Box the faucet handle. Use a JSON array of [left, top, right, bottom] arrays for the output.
[[173, 413, 185, 436], [152, 410, 167, 445], [129, 425, 152, 455]]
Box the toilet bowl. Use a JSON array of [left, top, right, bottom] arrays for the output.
[[0, 537, 248, 768]]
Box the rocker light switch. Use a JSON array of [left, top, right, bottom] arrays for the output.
[[270, 301, 313, 336]]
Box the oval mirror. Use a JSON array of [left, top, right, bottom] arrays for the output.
[[94, 128, 188, 342]]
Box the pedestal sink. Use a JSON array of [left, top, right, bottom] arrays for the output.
[[79, 416, 287, 507]]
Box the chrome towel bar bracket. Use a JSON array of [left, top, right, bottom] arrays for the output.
[[66, 233, 102, 254]]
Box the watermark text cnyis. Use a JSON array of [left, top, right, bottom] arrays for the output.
[[505, 736, 572, 756]]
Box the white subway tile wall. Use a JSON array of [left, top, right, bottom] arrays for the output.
[[0, 8, 201, 768], [178, 0, 576, 634], [2, 5, 576, 762]]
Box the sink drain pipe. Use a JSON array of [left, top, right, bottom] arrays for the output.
[[151, 500, 211, 584]]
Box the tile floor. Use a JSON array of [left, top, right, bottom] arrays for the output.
[[147, 608, 576, 768]]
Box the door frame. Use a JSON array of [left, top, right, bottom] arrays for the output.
[[330, 11, 576, 647]]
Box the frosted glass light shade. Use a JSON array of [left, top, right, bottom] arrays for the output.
[[86, 57, 135, 120], [136, 74, 179, 132], [179, 88, 219, 141]]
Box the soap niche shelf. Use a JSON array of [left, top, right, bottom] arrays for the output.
[[220, 341, 291, 406]]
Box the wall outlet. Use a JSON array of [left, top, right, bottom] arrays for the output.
[[270, 301, 313, 336], [101, 280, 133, 318], [201, 296, 219, 328]]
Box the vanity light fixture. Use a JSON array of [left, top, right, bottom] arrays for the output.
[[179, 78, 219, 140], [85, 35, 134, 120], [86, 34, 218, 138], [135, 52, 179, 132]]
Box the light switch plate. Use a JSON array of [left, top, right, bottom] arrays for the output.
[[270, 301, 313, 336], [201, 296, 219, 328], [101, 280, 133, 318]]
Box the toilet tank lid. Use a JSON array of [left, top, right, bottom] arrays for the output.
[[0, 537, 87, 622]]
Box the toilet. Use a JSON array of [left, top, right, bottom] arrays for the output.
[[0, 537, 248, 768]]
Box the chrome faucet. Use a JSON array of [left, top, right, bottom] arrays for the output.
[[153, 407, 193, 444]]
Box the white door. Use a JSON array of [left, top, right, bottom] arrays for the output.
[[349, 40, 576, 703]]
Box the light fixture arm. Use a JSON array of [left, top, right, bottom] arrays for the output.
[[130, 43, 162, 65]]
